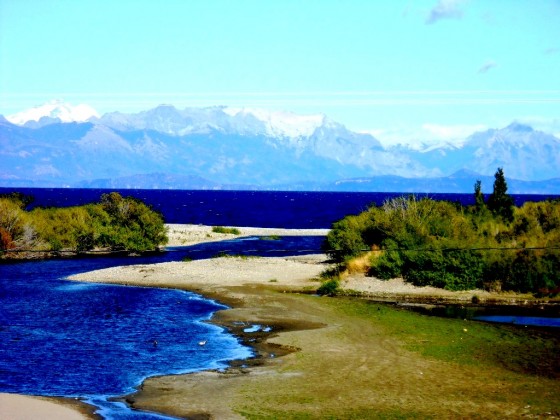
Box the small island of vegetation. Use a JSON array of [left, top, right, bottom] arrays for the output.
[[0, 192, 168, 259], [324, 168, 560, 296]]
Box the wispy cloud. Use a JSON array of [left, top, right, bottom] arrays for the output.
[[478, 60, 498, 74], [421, 123, 487, 140], [515, 116, 560, 137], [361, 123, 487, 148], [4, 90, 560, 115], [426, 0, 466, 24]]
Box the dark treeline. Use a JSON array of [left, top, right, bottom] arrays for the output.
[[0, 192, 168, 258], [324, 169, 560, 295]]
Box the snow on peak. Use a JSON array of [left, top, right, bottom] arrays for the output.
[[6, 99, 100, 125], [223, 107, 326, 138]]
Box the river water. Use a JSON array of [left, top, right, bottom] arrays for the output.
[[0, 236, 324, 419]]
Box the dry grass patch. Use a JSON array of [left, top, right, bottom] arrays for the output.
[[344, 251, 375, 274]]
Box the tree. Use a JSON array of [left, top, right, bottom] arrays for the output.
[[100, 192, 168, 252], [473, 180, 485, 213], [487, 168, 514, 222]]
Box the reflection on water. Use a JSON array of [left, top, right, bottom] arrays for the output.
[[396, 302, 560, 328], [473, 315, 560, 328]]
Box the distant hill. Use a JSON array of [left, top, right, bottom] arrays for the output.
[[1, 102, 559, 193]]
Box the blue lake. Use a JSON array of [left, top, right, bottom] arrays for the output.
[[3, 188, 558, 228]]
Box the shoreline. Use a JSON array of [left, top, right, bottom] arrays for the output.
[[66, 224, 560, 418], [71, 260, 331, 419], [0, 393, 98, 420]]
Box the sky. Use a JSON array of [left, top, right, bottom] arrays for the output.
[[1, 0, 559, 145]]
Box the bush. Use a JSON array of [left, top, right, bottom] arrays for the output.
[[212, 226, 241, 235], [0, 197, 41, 253], [401, 249, 484, 291], [324, 215, 370, 262], [325, 191, 560, 294], [317, 279, 340, 296], [369, 242, 403, 280], [1, 192, 168, 258]]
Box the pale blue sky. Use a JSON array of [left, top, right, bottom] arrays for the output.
[[1, 0, 559, 143]]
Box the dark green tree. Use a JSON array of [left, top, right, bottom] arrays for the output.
[[473, 180, 485, 213], [487, 168, 514, 222]]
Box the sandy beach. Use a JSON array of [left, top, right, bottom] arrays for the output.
[[0, 393, 95, 420], [63, 224, 560, 419]]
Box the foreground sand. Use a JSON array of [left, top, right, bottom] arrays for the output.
[[65, 224, 560, 418], [0, 393, 94, 420]]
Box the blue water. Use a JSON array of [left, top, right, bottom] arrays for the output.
[[3, 188, 558, 228], [0, 253, 254, 418], [474, 315, 560, 328]]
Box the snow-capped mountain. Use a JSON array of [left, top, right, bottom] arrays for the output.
[[399, 123, 560, 181], [1, 102, 559, 192], [93, 104, 421, 175], [6, 100, 99, 125], [467, 123, 560, 180], [223, 107, 327, 139], [96, 105, 334, 140]]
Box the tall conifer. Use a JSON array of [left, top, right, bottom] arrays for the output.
[[487, 168, 514, 222]]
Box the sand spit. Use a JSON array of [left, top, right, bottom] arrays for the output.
[[69, 254, 328, 291], [166, 223, 329, 247]]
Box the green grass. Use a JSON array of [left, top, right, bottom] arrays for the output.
[[330, 298, 560, 378], [212, 226, 241, 235]]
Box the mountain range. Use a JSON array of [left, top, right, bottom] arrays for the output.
[[1, 101, 559, 194]]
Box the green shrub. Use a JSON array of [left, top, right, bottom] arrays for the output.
[[1, 192, 167, 258], [324, 215, 369, 262], [317, 278, 340, 296], [212, 226, 241, 235], [369, 244, 403, 280], [325, 184, 560, 294]]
